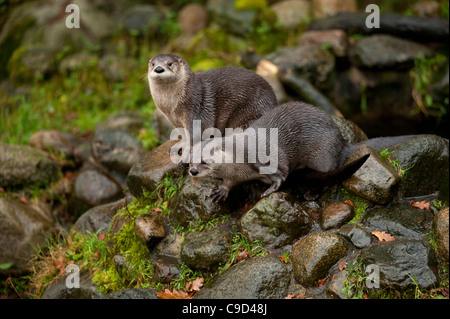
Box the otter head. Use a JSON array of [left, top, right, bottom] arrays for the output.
[[189, 139, 228, 178], [148, 54, 189, 84]]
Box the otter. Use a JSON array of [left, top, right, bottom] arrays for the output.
[[148, 54, 278, 160], [189, 101, 416, 202]]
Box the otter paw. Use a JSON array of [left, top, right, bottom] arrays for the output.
[[210, 187, 229, 202]]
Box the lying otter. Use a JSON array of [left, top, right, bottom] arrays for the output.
[[189, 101, 416, 202]]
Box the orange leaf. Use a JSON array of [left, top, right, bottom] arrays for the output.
[[338, 259, 348, 271], [153, 207, 163, 213], [411, 200, 430, 210], [156, 289, 192, 299], [372, 230, 396, 242], [285, 292, 306, 299], [98, 231, 106, 241], [236, 250, 251, 262], [186, 277, 204, 292], [317, 277, 327, 287], [344, 200, 354, 207]]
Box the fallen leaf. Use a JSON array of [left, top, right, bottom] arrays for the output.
[[285, 292, 306, 299], [98, 231, 106, 241], [411, 200, 430, 210], [18, 196, 28, 205], [317, 277, 327, 287], [338, 259, 348, 271], [153, 207, 163, 213], [345, 200, 354, 207], [0, 187, 5, 194], [157, 289, 192, 299], [186, 277, 204, 292], [236, 250, 251, 262], [278, 255, 289, 264], [372, 231, 396, 242]]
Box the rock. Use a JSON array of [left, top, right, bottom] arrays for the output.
[[330, 116, 368, 144], [362, 203, 433, 240], [41, 272, 101, 299], [388, 135, 449, 197], [8, 46, 56, 82], [433, 207, 449, 263], [267, 44, 335, 90], [120, 5, 165, 35], [169, 175, 243, 225], [291, 232, 348, 287], [338, 224, 372, 249], [73, 169, 122, 209], [0, 197, 55, 275], [134, 212, 166, 248], [154, 227, 184, 258], [102, 288, 159, 299], [194, 255, 290, 299], [100, 112, 145, 135], [270, 0, 311, 29], [73, 197, 129, 234], [59, 52, 99, 74], [180, 229, 231, 270], [29, 130, 78, 160], [91, 129, 145, 175], [353, 34, 433, 69], [412, 1, 441, 18], [240, 192, 312, 249], [127, 140, 184, 198], [327, 270, 348, 299], [150, 254, 180, 284], [206, 0, 256, 36], [98, 54, 125, 82], [360, 239, 438, 289], [320, 202, 354, 230], [342, 144, 400, 205], [153, 109, 175, 144], [298, 29, 348, 57], [256, 59, 288, 104], [0, 143, 59, 188], [312, 0, 357, 19], [177, 4, 208, 33]]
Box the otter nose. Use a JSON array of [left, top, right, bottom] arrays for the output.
[[154, 66, 165, 73], [190, 168, 199, 176]]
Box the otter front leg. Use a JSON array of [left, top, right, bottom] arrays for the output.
[[261, 175, 285, 198], [210, 179, 237, 202]]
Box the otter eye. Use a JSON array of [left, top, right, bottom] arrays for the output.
[[151, 63, 155, 66], [168, 62, 173, 67]]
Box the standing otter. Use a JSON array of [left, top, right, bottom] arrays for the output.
[[148, 54, 278, 159], [189, 101, 416, 202]]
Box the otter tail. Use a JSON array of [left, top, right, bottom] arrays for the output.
[[293, 154, 370, 187]]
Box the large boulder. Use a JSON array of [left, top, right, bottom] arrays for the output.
[[0, 197, 55, 275], [388, 135, 449, 197], [0, 143, 59, 188], [194, 255, 290, 299], [360, 239, 438, 289], [433, 207, 449, 263]]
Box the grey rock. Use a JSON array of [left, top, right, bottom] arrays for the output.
[[360, 239, 438, 289], [240, 192, 312, 249], [0, 143, 59, 188], [181, 229, 231, 270], [271, 0, 311, 29], [150, 254, 181, 284], [0, 197, 55, 275], [354, 34, 433, 69], [127, 140, 184, 198], [194, 255, 290, 299], [343, 144, 400, 205], [41, 272, 101, 299], [320, 201, 354, 230], [206, 0, 256, 36], [291, 232, 348, 287], [102, 288, 159, 299], [29, 130, 79, 161], [120, 5, 165, 35], [338, 224, 372, 249], [327, 270, 348, 299], [73, 197, 129, 234], [389, 134, 449, 197], [177, 4, 208, 33], [298, 29, 348, 57], [91, 129, 145, 175], [362, 203, 433, 240]]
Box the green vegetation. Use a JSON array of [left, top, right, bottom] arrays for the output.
[[379, 148, 414, 179], [340, 188, 371, 224]]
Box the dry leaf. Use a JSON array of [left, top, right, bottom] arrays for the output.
[[317, 277, 327, 287], [345, 200, 354, 207], [411, 200, 430, 210], [236, 250, 251, 262], [153, 207, 163, 213], [285, 292, 306, 299], [372, 230, 396, 242], [278, 255, 289, 264], [18, 196, 28, 205], [186, 277, 204, 292], [0, 187, 5, 194], [156, 289, 192, 299], [98, 231, 106, 241], [338, 259, 348, 271]]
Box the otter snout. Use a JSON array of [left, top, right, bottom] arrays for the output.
[[190, 168, 199, 176], [154, 66, 165, 74]]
